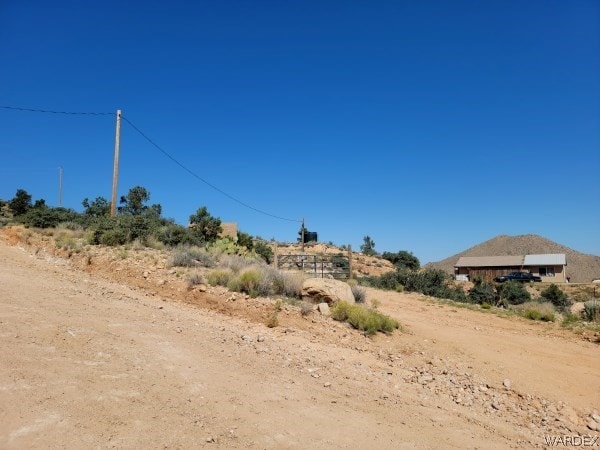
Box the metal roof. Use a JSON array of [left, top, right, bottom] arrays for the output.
[[523, 254, 567, 266], [455, 255, 524, 268]]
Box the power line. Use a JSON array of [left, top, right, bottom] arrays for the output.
[[0, 105, 113, 116], [121, 115, 301, 223], [0, 104, 301, 223]]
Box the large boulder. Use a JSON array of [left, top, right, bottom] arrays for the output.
[[301, 278, 355, 305]]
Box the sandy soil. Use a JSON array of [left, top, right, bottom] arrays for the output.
[[1, 234, 599, 449]]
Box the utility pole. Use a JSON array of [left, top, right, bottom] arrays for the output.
[[110, 109, 122, 217], [301, 217, 305, 253], [58, 166, 63, 207]]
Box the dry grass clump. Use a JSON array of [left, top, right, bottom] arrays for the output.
[[350, 284, 367, 303], [186, 271, 204, 287], [207, 268, 233, 287], [218, 254, 258, 273], [515, 301, 556, 322], [331, 301, 400, 335]]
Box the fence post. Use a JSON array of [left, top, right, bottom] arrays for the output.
[[348, 245, 353, 279]]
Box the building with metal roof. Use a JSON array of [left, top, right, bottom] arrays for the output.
[[454, 254, 567, 283]]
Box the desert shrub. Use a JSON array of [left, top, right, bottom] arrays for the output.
[[226, 276, 242, 292], [300, 301, 313, 316], [54, 230, 81, 252], [497, 281, 531, 305], [156, 223, 190, 247], [218, 254, 258, 273], [238, 268, 262, 297], [281, 272, 305, 298], [254, 241, 273, 264], [468, 279, 496, 305], [254, 266, 278, 297], [481, 302, 492, 309], [540, 284, 570, 311], [170, 246, 214, 268], [18, 206, 80, 229], [583, 300, 600, 322], [331, 301, 400, 336], [561, 311, 581, 327], [517, 302, 556, 322], [207, 269, 233, 287], [57, 221, 84, 232], [266, 311, 279, 328], [351, 284, 367, 303], [186, 272, 204, 287], [99, 228, 128, 246]]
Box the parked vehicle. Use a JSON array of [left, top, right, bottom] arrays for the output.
[[494, 272, 542, 283]]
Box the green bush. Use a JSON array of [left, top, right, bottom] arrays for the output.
[[156, 223, 190, 247], [540, 284, 570, 311], [497, 281, 531, 305], [381, 250, 420, 270], [99, 228, 128, 246], [583, 300, 600, 322], [254, 241, 273, 264], [18, 206, 80, 229], [331, 301, 400, 336], [468, 279, 496, 305]]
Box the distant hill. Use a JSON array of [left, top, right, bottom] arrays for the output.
[[427, 234, 600, 283]]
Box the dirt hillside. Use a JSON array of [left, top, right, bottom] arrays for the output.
[[1, 227, 599, 449], [427, 234, 600, 283]]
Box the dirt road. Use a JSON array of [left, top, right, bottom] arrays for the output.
[[0, 239, 598, 449]]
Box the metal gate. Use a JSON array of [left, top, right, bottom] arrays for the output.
[[276, 253, 351, 280]]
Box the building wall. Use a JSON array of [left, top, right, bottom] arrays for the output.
[[454, 265, 566, 282], [528, 265, 566, 282]]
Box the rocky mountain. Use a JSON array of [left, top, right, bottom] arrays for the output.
[[427, 234, 600, 283]]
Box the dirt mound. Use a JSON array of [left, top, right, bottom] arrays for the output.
[[427, 234, 600, 283]]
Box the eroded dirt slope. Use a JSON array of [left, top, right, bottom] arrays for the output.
[[1, 233, 599, 449]]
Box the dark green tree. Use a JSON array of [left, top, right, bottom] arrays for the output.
[[9, 189, 32, 216], [118, 186, 162, 218], [189, 206, 222, 244], [540, 284, 570, 311], [360, 235, 377, 256], [237, 231, 254, 250], [382, 250, 420, 270], [82, 197, 110, 217], [33, 199, 47, 209]]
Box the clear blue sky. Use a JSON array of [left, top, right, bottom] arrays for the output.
[[1, 1, 599, 263]]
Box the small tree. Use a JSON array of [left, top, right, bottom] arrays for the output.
[[82, 197, 110, 217], [9, 189, 32, 216], [118, 186, 162, 218], [540, 284, 570, 311], [382, 250, 420, 270], [360, 235, 377, 256], [189, 206, 222, 244]]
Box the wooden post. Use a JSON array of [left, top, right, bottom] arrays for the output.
[[348, 245, 353, 279], [58, 166, 63, 207], [110, 109, 122, 217]]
